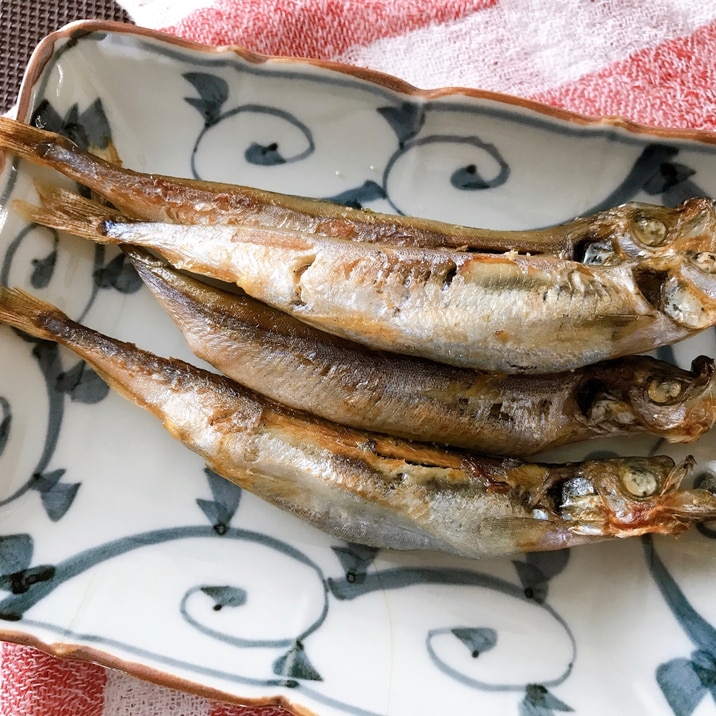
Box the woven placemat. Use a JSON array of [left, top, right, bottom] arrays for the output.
[[0, 0, 134, 113]]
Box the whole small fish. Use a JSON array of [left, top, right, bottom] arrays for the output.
[[126, 245, 716, 455], [1, 285, 715, 559], [17, 185, 716, 373], [1, 116, 715, 260]]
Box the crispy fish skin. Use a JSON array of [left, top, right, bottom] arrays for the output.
[[1, 285, 715, 559], [126, 246, 716, 455], [17, 186, 716, 373], [3, 116, 716, 260]]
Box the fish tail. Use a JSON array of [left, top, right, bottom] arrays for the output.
[[0, 116, 121, 167], [12, 183, 122, 244], [0, 116, 67, 165], [0, 286, 73, 342]]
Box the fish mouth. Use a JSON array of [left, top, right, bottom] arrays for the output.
[[649, 263, 716, 330], [659, 469, 716, 521], [618, 202, 716, 331], [578, 356, 716, 440], [676, 356, 716, 436]]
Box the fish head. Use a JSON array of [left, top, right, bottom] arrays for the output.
[[556, 455, 716, 538], [576, 356, 716, 442], [622, 356, 716, 440], [577, 200, 716, 333], [580, 199, 716, 265]]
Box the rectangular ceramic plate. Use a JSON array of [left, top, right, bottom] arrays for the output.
[[2, 20, 716, 716]]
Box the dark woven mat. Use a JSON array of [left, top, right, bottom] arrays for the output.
[[1, 0, 134, 113]]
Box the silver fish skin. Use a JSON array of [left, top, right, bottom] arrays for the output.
[[17, 186, 716, 374], [2, 116, 716, 260], [126, 246, 716, 455], [1, 286, 715, 559]]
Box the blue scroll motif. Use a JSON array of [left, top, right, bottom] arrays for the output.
[[329, 546, 575, 711], [181, 71, 709, 220], [0, 464, 576, 714], [583, 143, 709, 213], [1, 80, 713, 716], [644, 533, 716, 716], [0, 99, 142, 520], [646, 468, 716, 716], [183, 72, 315, 178]]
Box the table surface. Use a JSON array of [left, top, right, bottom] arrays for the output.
[[1, 0, 132, 113]]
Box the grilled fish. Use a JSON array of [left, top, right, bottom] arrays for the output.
[[16, 185, 716, 373], [1, 286, 715, 559], [1, 116, 715, 260], [126, 245, 716, 455]]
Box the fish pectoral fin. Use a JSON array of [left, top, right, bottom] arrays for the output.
[[601, 312, 657, 341]]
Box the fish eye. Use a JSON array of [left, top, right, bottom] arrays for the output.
[[622, 467, 659, 498], [647, 376, 684, 405], [634, 215, 668, 247]]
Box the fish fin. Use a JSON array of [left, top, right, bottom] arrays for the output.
[[0, 115, 122, 167], [0, 117, 65, 164], [12, 183, 122, 244], [606, 312, 658, 341], [0, 286, 72, 341]]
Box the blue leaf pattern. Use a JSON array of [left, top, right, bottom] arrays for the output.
[[451, 627, 497, 657], [273, 640, 323, 682], [39, 482, 81, 522], [3, 61, 716, 715], [200, 585, 248, 610], [197, 468, 242, 533], [324, 180, 387, 209], [0, 534, 33, 575], [55, 361, 110, 404], [657, 657, 710, 716], [30, 250, 57, 289], [183, 72, 229, 126], [94, 253, 143, 294], [244, 141, 286, 166], [519, 684, 573, 715], [377, 102, 425, 146]]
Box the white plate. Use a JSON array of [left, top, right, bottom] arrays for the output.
[[2, 20, 716, 716]]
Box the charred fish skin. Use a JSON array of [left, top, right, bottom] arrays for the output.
[[4, 115, 716, 261], [16, 186, 716, 374], [1, 286, 715, 559], [125, 246, 716, 454]]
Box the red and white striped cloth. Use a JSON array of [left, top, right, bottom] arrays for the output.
[[4, 1, 716, 713]]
